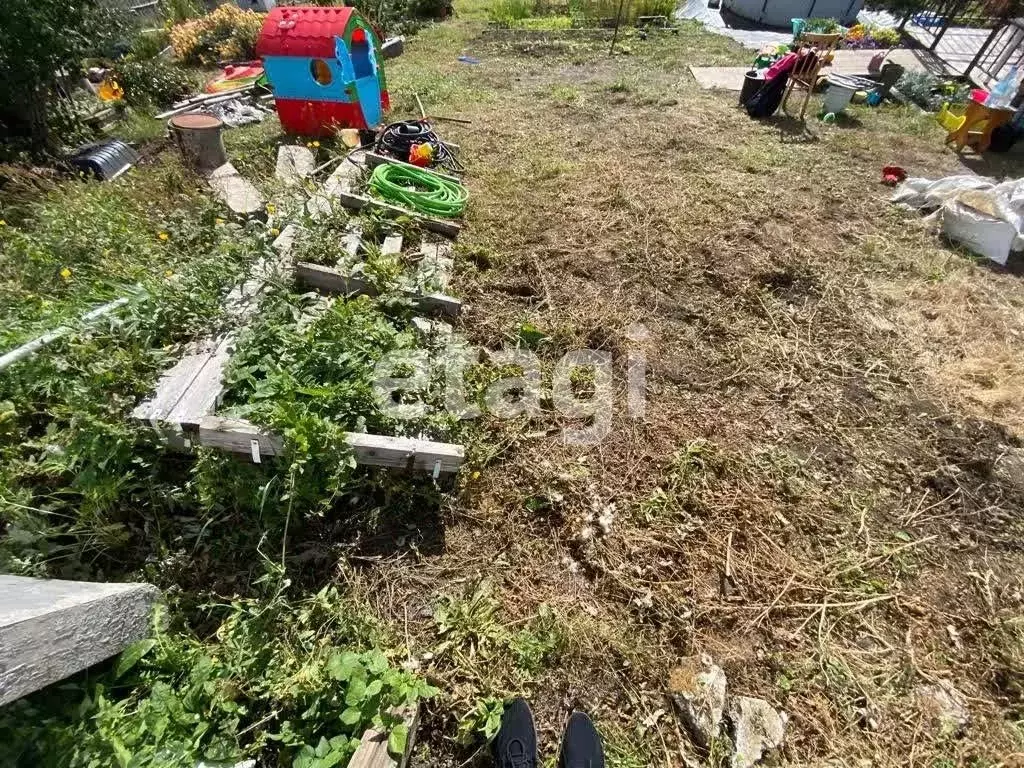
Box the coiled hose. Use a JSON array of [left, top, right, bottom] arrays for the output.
[[376, 119, 463, 173], [368, 164, 469, 219]]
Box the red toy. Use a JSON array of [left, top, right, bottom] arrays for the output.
[[881, 165, 907, 185]]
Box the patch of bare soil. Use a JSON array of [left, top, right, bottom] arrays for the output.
[[373, 24, 1024, 767]]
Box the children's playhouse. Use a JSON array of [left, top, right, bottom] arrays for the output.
[[256, 6, 390, 136]]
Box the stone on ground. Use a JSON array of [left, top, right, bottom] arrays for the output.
[[209, 162, 265, 216], [727, 695, 788, 768], [993, 446, 1024, 492], [275, 145, 316, 187], [0, 575, 159, 706], [669, 654, 727, 748], [915, 681, 970, 736]]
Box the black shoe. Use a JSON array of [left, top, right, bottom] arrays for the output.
[[492, 697, 537, 768], [558, 711, 604, 768]]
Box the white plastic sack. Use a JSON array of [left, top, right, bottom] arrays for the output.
[[941, 199, 1016, 265], [892, 174, 1024, 263]]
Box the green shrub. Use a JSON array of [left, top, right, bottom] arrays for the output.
[[869, 25, 902, 47], [896, 70, 970, 110], [170, 4, 265, 66], [0, 0, 122, 149], [569, 0, 675, 24], [804, 17, 844, 33], [0, 590, 437, 767], [115, 59, 196, 108], [490, 0, 537, 25], [162, 0, 201, 25], [130, 28, 171, 60]]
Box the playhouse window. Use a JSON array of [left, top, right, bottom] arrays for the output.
[[310, 59, 333, 86], [351, 39, 372, 80]]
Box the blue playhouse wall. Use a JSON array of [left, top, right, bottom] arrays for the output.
[[262, 51, 356, 103]]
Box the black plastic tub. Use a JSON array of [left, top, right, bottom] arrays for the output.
[[740, 70, 765, 106]]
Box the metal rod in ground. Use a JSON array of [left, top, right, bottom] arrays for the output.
[[415, 93, 427, 119], [610, 0, 628, 55], [0, 297, 132, 372]]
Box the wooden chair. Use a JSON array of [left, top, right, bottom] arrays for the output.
[[781, 32, 843, 120]]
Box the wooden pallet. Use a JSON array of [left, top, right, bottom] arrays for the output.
[[133, 148, 467, 476], [199, 417, 463, 474]]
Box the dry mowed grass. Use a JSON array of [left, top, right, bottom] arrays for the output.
[[372, 17, 1024, 767]]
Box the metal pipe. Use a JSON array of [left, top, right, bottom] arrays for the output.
[[0, 298, 131, 373]]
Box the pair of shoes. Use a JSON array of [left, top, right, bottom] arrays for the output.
[[492, 697, 605, 768]]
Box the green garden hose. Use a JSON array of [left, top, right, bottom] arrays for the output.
[[368, 164, 468, 219]]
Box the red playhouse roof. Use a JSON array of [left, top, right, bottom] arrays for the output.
[[256, 6, 357, 59]]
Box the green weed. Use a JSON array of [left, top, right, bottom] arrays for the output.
[[0, 585, 436, 767], [434, 579, 507, 660]]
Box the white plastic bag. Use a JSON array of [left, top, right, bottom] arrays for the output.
[[892, 174, 1024, 263], [941, 198, 1016, 265]]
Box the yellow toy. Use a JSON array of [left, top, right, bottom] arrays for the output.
[[937, 102, 966, 133]]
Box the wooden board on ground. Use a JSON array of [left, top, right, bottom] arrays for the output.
[[162, 336, 234, 429], [349, 707, 420, 768], [197, 417, 464, 474], [309, 152, 367, 218], [336, 190, 461, 239], [341, 227, 362, 260], [295, 262, 373, 298], [295, 262, 461, 316], [132, 343, 218, 424]]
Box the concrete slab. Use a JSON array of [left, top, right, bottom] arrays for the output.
[[0, 576, 159, 705], [275, 145, 316, 187], [209, 162, 265, 217]]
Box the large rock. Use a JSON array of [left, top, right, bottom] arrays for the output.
[[0, 575, 159, 705], [727, 695, 787, 768], [914, 681, 970, 736], [669, 654, 727, 748]]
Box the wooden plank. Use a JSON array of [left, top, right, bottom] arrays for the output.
[[295, 262, 373, 297], [336, 190, 461, 239], [381, 235, 403, 255], [295, 262, 461, 316], [164, 336, 234, 428], [413, 292, 462, 317], [323, 151, 367, 196], [132, 349, 215, 423], [198, 416, 284, 457], [208, 162, 265, 217], [272, 223, 299, 255], [0, 576, 159, 707], [364, 152, 463, 183], [345, 432, 464, 473], [309, 153, 367, 219], [349, 707, 420, 768], [197, 417, 464, 474]]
